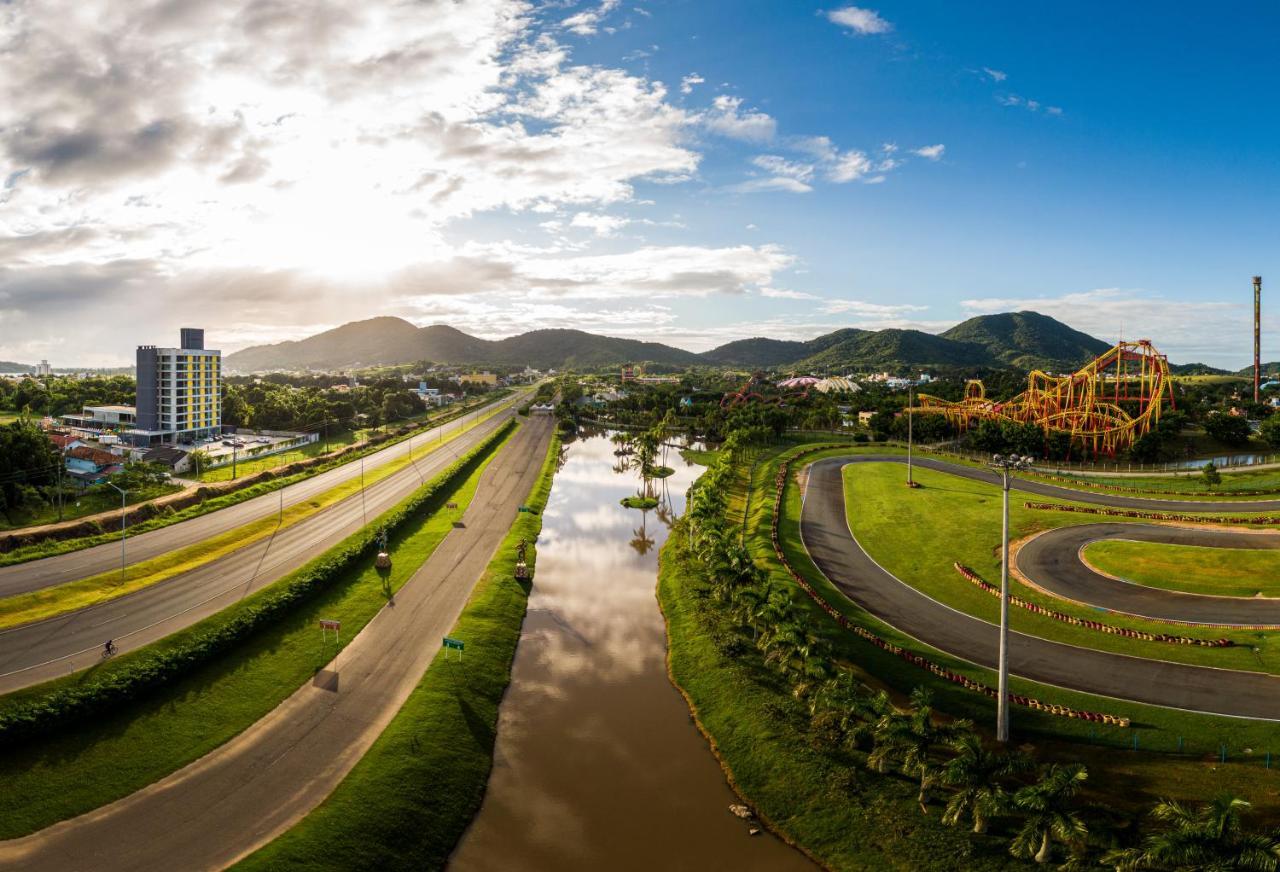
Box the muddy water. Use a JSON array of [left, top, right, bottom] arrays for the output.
[[450, 432, 813, 872]]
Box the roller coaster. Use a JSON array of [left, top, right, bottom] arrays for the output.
[[913, 339, 1175, 456]]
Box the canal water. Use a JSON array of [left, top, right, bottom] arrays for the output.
[[450, 430, 812, 871]]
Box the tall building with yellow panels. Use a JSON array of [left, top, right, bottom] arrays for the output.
[[136, 328, 222, 443]]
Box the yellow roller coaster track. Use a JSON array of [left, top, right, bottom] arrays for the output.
[[913, 339, 1176, 457]]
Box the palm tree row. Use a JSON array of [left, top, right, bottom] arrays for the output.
[[682, 442, 1280, 869]]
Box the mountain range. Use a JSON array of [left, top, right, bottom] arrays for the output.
[[223, 311, 1119, 374]]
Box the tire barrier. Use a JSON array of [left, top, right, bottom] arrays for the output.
[[1025, 501, 1280, 526], [1031, 473, 1280, 498], [768, 449, 1131, 728], [952, 564, 1233, 647]]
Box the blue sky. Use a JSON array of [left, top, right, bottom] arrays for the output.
[[1, 1, 1276, 366]]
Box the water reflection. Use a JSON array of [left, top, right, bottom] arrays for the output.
[[449, 431, 812, 872]]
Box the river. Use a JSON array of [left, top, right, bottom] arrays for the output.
[[450, 429, 813, 871]]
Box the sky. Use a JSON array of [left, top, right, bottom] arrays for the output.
[[1, 0, 1278, 368]]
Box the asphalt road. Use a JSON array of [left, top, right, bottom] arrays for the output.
[[800, 456, 1280, 720], [0, 394, 523, 598], [0, 401, 527, 692], [0, 414, 555, 872], [1017, 523, 1280, 625]]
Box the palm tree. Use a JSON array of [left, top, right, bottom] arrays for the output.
[[1104, 794, 1280, 871], [868, 687, 973, 812], [942, 733, 1032, 833], [1011, 763, 1089, 864]]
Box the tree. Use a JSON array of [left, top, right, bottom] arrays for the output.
[[868, 687, 973, 812], [187, 449, 213, 478], [941, 733, 1031, 833], [1010, 763, 1089, 864], [1204, 412, 1251, 447], [0, 418, 60, 514], [1104, 794, 1280, 871], [1201, 461, 1221, 490], [1260, 414, 1280, 449]]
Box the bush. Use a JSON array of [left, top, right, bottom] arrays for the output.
[[1204, 412, 1251, 447]]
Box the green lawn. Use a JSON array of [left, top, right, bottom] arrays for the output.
[[0, 426, 517, 840], [1084, 539, 1280, 598], [237, 432, 561, 871], [842, 462, 1280, 673]]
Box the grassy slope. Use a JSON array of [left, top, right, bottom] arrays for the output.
[[0, 412, 498, 628], [0, 483, 182, 532], [844, 463, 1278, 673], [1084, 539, 1280, 598], [0, 427, 516, 840], [235, 432, 561, 871]]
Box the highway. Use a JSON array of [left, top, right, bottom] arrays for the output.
[[0, 393, 523, 598], [800, 455, 1280, 721], [0, 395, 529, 692], [0, 415, 555, 871]]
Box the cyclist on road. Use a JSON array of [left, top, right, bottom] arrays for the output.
[[103, 639, 117, 657]]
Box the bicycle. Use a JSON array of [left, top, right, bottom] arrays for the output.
[[102, 640, 118, 659]]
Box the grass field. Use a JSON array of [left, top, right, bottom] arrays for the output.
[[0, 426, 516, 840], [842, 462, 1280, 673], [1084, 539, 1280, 598], [0, 482, 182, 532], [751, 445, 1280, 801], [236, 432, 561, 871], [0, 409, 503, 629]]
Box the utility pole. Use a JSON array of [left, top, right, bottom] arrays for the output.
[[1255, 276, 1263, 405], [988, 453, 1032, 743], [232, 445, 238, 479], [360, 454, 367, 527]]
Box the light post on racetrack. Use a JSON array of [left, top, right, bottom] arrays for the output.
[[906, 380, 916, 488], [107, 481, 129, 586], [988, 452, 1033, 743]]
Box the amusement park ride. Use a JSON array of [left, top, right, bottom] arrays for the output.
[[913, 340, 1176, 457]]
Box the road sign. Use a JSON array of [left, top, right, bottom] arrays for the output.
[[443, 636, 464, 660], [517, 505, 531, 513], [320, 619, 341, 644], [446, 501, 458, 509]]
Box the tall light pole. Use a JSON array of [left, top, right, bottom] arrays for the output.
[[359, 454, 367, 527], [988, 452, 1032, 743], [107, 481, 129, 587], [906, 380, 916, 488]]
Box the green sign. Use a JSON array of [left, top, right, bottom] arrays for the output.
[[443, 637, 465, 651], [518, 505, 531, 513]]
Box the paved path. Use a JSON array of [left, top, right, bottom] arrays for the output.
[[0, 415, 554, 872], [799, 456, 1280, 721], [0, 394, 523, 597], [1018, 523, 1280, 625], [0, 404, 525, 692]]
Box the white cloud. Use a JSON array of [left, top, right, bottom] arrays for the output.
[[680, 73, 705, 95], [982, 67, 1007, 82], [828, 150, 873, 183], [759, 287, 819, 300], [822, 299, 928, 317], [562, 0, 622, 36], [913, 144, 945, 160], [827, 6, 892, 35], [569, 212, 629, 237], [702, 95, 776, 142]]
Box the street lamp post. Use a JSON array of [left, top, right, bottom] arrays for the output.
[[988, 452, 1033, 743], [107, 482, 129, 587]]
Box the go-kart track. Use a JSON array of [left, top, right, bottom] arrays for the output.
[[0, 393, 529, 692], [800, 455, 1280, 721]]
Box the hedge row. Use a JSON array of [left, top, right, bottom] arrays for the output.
[[0, 398, 499, 554], [952, 563, 1232, 647], [1024, 501, 1280, 526], [0, 419, 516, 748], [769, 446, 1132, 727]]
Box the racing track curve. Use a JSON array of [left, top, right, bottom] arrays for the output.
[[799, 455, 1280, 720]]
